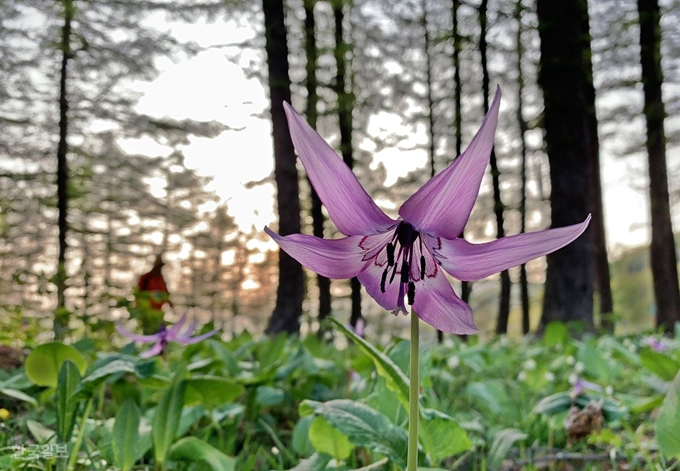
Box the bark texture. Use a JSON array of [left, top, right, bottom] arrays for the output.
[[637, 0, 680, 333], [536, 0, 595, 332], [263, 0, 305, 335]]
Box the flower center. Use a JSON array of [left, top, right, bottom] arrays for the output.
[[380, 221, 427, 308]]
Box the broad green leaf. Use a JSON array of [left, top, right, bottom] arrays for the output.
[[185, 377, 244, 409], [655, 370, 680, 457], [152, 375, 187, 466], [466, 380, 511, 418], [0, 388, 37, 406], [168, 437, 236, 471], [487, 428, 527, 471], [112, 399, 141, 471], [209, 340, 240, 375], [533, 392, 572, 415], [330, 318, 409, 407], [82, 356, 154, 388], [27, 419, 55, 443], [56, 360, 81, 443], [25, 343, 87, 388], [577, 342, 616, 383], [419, 408, 471, 461], [286, 452, 330, 471], [291, 415, 315, 457], [308, 415, 354, 461], [302, 399, 408, 466], [255, 385, 285, 407], [640, 349, 680, 381]]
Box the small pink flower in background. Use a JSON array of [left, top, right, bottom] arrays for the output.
[[569, 374, 602, 399], [266, 87, 590, 334], [354, 318, 366, 338], [116, 310, 219, 358], [642, 336, 668, 352]]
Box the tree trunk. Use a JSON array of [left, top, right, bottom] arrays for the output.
[[55, 0, 74, 339], [304, 0, 332, 329], [637, 0, 680, 333], [451, 0, 470, 308], [421, 0, 446, 342], [263, 0, 304, 335], [579, 2, 614, 331], [536, 0, 594, 333], [514, 0, 531, 334], [478, 0, 512, 335], [333, 0, 362, 329]]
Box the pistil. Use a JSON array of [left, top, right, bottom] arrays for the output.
[[379, 222, 425, 309]]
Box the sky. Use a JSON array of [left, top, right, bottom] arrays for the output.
[[121, 14, 656, 256]]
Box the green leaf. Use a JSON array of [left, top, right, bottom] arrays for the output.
[[330, 318, 409, 408], [27, 419, 55, 443], [578, 342, 617, 383], [255, 385, 285, 407], [419, 408, 471, 461], [0, 387, 37, 406], [56, 360, 81, 443], [655, 370, 680, 457], [112, 399, 141, 471], [302, 399, 408, 466], [291, 415, 315, 457], [487, 428, 527, 471], [25, 343, 87, 388], [533, 392, 572, 415], [168, 437, 236, 471], [152, 375, 187, 466], [184, 377, 244, 409], [543, 322, 568, 347], [308, 415, 354, 461], [286, 452, 330, 471], [640, 349, 680, 381]]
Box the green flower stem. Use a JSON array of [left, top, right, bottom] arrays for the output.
[[66, 396, 93, 471], [407, 311, 420, 471]]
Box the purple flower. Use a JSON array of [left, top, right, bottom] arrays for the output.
[[116, 311, 219, 358], [569, 374, 602, 398], [266, 88, 590, 333], [642, 336, 668, 352]]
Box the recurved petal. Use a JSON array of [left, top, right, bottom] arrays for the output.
[[399, 87, 501, 238], [284, 102, 395, 236], [265, 227, 370, 279], [412, 269, 478, 334], [139, 341, 165, 358], [434, 215, 591, 281], [166, 310, 189, 339], [179, 329, 220, 345], [115, 324, 158, 343]]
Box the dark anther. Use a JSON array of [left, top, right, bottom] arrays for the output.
[[420, 256, 426, 278], [407, 282, 415, 305], [386, 243, 395, 266], [400, 261, 410, 283], [380, 269, 388, 293]]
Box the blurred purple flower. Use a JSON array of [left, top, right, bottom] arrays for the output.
[[570, 374, 602, 398], [266, 88, 590, 334], [354, 318, 366, 338], [642, 336, 668, 352], [116, 311, 219, 358]]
